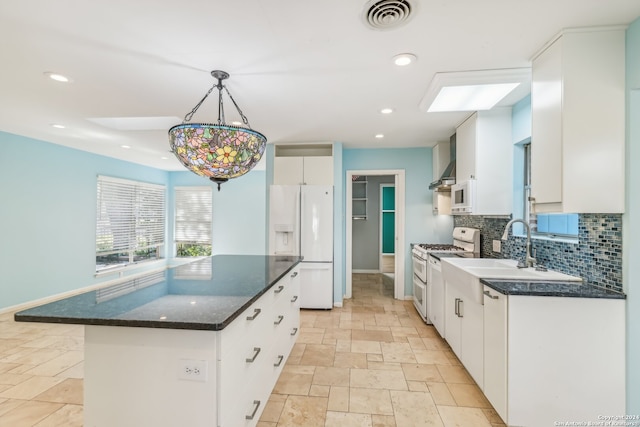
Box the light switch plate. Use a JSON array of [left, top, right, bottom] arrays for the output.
[[492, 239, 501, 253]]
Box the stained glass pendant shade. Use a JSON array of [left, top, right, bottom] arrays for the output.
[[169, 70, 267, 191]]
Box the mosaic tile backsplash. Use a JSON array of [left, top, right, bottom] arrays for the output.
[[453, 214, 623, 291]]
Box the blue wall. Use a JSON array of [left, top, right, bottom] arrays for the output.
[[625, 16, 640, 415], [342, 147, 453, 299], [0, 131, 168, 309], [0, 131, 267, 311]]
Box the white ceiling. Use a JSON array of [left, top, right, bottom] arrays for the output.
[[1, 0, 639, 171]]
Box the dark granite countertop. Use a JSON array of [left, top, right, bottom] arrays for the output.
[[481, 279, 626, 299], [15, 255, 303, 331]]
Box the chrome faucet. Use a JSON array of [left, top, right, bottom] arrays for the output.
[[501, 218, 536, 268]]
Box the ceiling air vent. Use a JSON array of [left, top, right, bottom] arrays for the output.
[[362, 0, 415, 30]]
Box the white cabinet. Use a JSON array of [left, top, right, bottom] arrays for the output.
[[531, 27, 625, 213], [482, 285, 625, 426], [273, 143, 333, 185], [455, 110, 512, 215], [219, 267, 300, 426], [482, 286, 507, 421], [444, 279, 484, 387]]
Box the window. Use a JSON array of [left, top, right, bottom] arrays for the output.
[[96, 176, 166, 272], [523, 144, 578, 237], [174, 186, 212, 257]]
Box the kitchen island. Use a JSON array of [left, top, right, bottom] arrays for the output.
[[15, 255, 302, 427]]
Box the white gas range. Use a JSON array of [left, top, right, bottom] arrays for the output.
[[412, 227, 480, 326]]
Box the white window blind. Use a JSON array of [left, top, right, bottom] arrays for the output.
[[96, 175, 166, 259], [175, 186, 213, 245]]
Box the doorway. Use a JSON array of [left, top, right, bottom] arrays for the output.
[[345, 170, 405, 300]]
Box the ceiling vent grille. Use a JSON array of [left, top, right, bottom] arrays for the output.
[[362, 0, 414, 30]]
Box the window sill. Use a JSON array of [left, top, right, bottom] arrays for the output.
[[95, 259, 167, 278]]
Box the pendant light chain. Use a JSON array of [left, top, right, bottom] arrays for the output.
[[183, 83, 216, 123], [223, 86, 251, 128]]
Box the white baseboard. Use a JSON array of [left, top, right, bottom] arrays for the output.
[[333, 301, 343, 308], [0, 266, 168, 315], [352, 269, 380, 274]]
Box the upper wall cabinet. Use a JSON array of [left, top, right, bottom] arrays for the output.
[[531, 27, 625, 213], [456, 109, 513, 215], [273, 144, 334, 185]]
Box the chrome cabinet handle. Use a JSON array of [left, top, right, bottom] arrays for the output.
[[458, 299, 463, 318], [291, 295, 298, 302], [274, 355, 284, 367], [290, 271, 298, 278], [291, 327, 298, 336], [246, 400, 261, 420], [274, 315, 284, 325], [274, 285, 285, 294], [483, 290, 499, 300], [246, 347, 261, 363], [246, 308, 261, 321], [454, 298, 460, 316]]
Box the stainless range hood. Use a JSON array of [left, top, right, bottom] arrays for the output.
[[429, 133, 456, 192]]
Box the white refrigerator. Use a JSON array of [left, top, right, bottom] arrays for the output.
[[269, 185, 333, 309]]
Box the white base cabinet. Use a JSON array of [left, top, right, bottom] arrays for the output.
[[482, 285, 625, 426], [84, 268, 300, 427]]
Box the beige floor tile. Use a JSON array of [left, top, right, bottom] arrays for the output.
[[258, 396, 286, 422], [333, 352, 368, 369], [2, 348, 66, 366], [401, 363, 444, 382], [336, 339, 351, 352], [373, 314, 402, 327], [312, 366, 350, 387], [381, 342, 417, 363], [55, 361, 84, 379], [389, 326, 419, 337], [272, 371, 313, 395], [297, 332, 325, 344], [447, 383, 492, 408], [32, 378, 83, 405], [0, 398, 27, 417], [427, 382, 457, 406], [24, 351, 84, 377], [325, 410, 373, 426], [327, 385, 349, 412], [437, 405, 492, 427], [407, 381, 429, 392], [324, 329, 352, 341], [0, 376, 65, 400], [0, 400, 64, 427], [422, 337, 449, 350], [300, 344, 336, 367], [372, 414, 397, 427], [309, 384, 330, 397], [406, 336, 427, 351], [413, 350, 453, 365], [482, 408, 506, 425], [436, 365, 474, 384], [367, 353, 384, 362], [352, 329, 394, 342], [351, 340, 382, 354], [0, 372, 32, 386], [256, 422, 277, 427], [390, 390, 443, 427], [350, 387, 394, 415], [33, 403, 83, 427], [367, 361, 403, 371], [278, 395, 327, 427], [0, 362, 21, 374], [339, 320, 365, 330], [350, 369, 407, 391]]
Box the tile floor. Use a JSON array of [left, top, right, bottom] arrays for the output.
[[0, 273, 506, 426]]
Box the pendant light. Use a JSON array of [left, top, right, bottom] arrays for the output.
[[169, 70, 267, 191]]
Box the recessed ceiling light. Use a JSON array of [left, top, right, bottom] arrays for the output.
[[393, 53, 417, 66], [44, 72, 72, 83], [380, 108, 394, 114], [161, 156, 168, 160], [121, 145, 131, 149], [428, 83, 520, 112], [375, 134, 384, 139], [51, 124, 65, 129]]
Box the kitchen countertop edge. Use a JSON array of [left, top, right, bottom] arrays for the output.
[[480, 278, 626, 299]]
